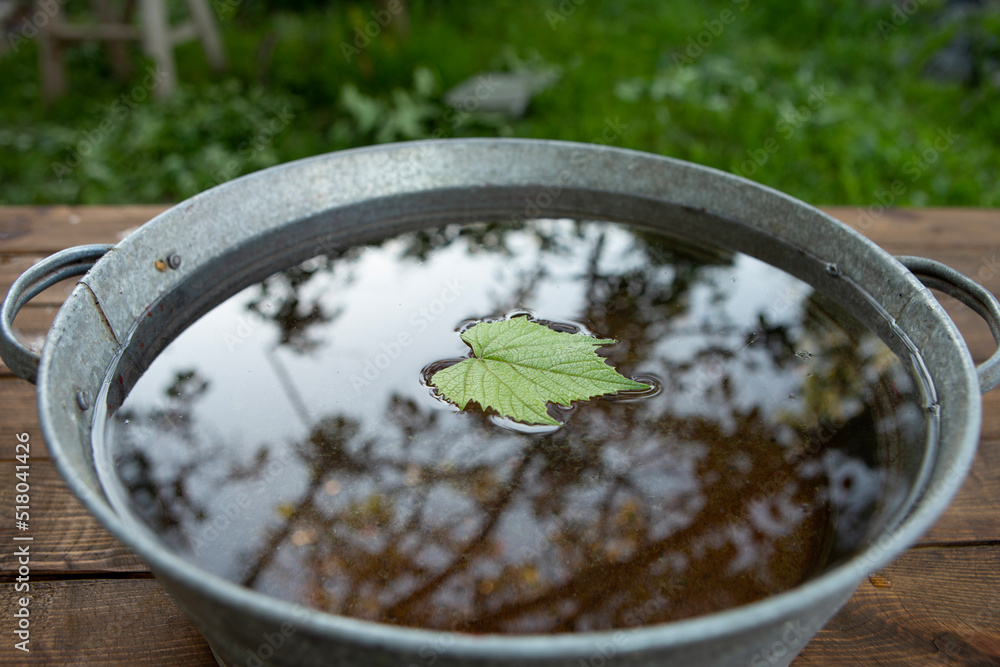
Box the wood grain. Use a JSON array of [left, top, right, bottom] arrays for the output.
[[796, 545, 1000, 665], [919, 438, 1000, 545], [0, 579, 215, 666], [1, 206, 999, 666], [823, 206, 1000, 244], [5, 206, 997, 254], [0, 305, 59, 377], [0, 549, 995, 666], [0, 378, 43, 455], [931, 293, 998, 365], [982, 391, 1000, 444], [0, 460, 145, 574], [0, 205, 167, 253], [0, 254, 84, 307]]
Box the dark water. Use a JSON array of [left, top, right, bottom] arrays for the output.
[[94, 218, 929, 633]]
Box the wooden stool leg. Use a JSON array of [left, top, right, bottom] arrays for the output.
[[38, 1, 67, 102], [90, 0, 133, 81], [35, 0, 225, 101], [139, 0, 175, 99], [185, 0, 226, 72]]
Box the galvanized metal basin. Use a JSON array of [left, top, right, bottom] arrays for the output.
[[4, 139, 1000, 666]]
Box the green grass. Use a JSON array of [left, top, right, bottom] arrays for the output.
[[1, 0, 998, 206]]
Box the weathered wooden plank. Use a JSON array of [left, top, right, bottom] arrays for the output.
[[2, 207, 998, 258], [823, 206, 1000, 250], [0, 206, 996, 250], [0, 204, 997, 666], [864, 246, 1000, 298], [1, 206, 996, 254], [919, 438, 1000, 545], [0, 205, 166, 253], [0, 306, 59, 377], [0, 460, 145, 574], [0, 378, 43, 456], [0, 547, 995, 666], [0, 254, 82, 307], [825, 208, 1000, 370], [0, 304, 59, 343], [933, 292, 998, 365], [796, 545, 1000, 665], [983, 391, 1000, 444], [824, 210, 1000, 342], [0, 579, 215, 666]]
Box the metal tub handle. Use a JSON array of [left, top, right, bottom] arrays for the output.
[[0, 244, 114, 385], [898, 255, 1000, 394]]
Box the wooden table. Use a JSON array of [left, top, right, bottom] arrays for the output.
[[1, 206, 998, 665]]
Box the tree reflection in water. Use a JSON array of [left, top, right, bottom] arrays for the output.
[[104, 218, 925, 633]]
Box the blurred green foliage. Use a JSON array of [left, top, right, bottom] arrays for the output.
[[1, 0, 998, 205]]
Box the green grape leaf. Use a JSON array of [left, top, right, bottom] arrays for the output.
[[429, 316, 649, 426]]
